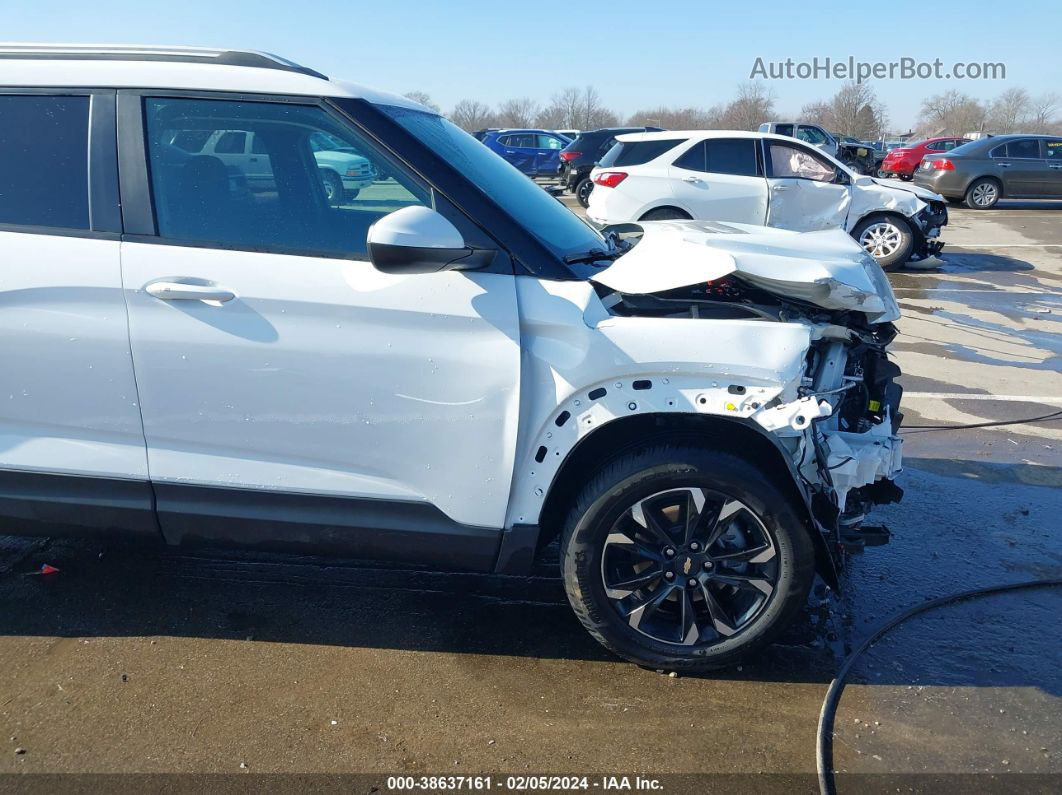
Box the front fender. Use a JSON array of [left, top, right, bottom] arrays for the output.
[[505, 277, 815, 529]]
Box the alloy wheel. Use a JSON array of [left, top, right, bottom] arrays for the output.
[[600, 488, 779, 646], [577, 178, 594, 206], [971, 182, 998, 207], [859, 222, 903, 259]]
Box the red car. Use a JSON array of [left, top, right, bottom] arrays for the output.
[[880, 137, 969, 180]]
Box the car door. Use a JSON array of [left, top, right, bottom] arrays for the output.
[[765, 140, 851, 232], [0, 90, 156, 536], [500, 133, 537, 174], [993, 138, 1049, 196], [1043, 138, 1062, 196], [668, 138, 768, 224], [535, 133, 566, 175], [117, 92, 521, 569]]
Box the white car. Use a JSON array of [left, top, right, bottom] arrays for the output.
[[0, 45, 905, 670], [587, 130, 948, 269], [169, 128, 377, 205]]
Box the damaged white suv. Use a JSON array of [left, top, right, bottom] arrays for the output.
[[587, 130, 948, 269], [0, 46, 903, 670]]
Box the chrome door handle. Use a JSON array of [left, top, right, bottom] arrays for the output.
[[145, 281, 236, 303], [1050, 164, 1062, 169], [772, 184, 791, 191], [998, 162, 1011, 167], [682, 176, 701, 183]]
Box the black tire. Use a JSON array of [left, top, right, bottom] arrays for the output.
[[560, 444, 815, 671], [899, 174, 913, 182], [964, 177, 1001, 209], [319, 169, 344, 207], [575, 177, 594, 208], [345, 188, 360, 200], [946, 197, 964, 206], [851, 214, 915, 270], [639, 207, 692, 222]]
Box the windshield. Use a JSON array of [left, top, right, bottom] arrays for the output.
[[377, 105, 605, 260]]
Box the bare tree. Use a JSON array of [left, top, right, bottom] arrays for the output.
[[534, 104, 565, 129], [403, 91, 440, 113], [448, 99, 496, 132], [1030, 92, 1060, 132], [799, 100, 834, 129], [576, 86, 618, 129], [626, 105, 724, 129], [720, 83, 775, 130], [825, 82, 886, 139], [541, 87, 582, 129], [987, 88, 1031, 134], [538, 87, 618, 130], [917, 90, 986, 136], [496, 97, 540, 128]]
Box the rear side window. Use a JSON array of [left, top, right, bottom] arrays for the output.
[[994, 139, 1041, 159], [705, 138, 759, 176], [598, 139, 686, 167], [1008, 139, 1041, 159], [1045, 139, 1062, 160], [673, 142, 706, 171], [501, 133, 535, 148], [0, 95, 90, 230]]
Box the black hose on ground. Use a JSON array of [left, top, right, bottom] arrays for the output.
[[816, 578, 1062, 795], [901, 408, 1062, 433]]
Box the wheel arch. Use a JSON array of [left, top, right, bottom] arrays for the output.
[[849, 208, 914, 233], [637, 204, 693, 221], [531, 412, 837, 588]]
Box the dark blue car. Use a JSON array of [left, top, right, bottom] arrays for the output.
[[479, 129, 572, 176]]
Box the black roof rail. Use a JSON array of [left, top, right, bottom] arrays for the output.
[[0, 44, 328, 80]]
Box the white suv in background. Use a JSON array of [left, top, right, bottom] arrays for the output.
[[587, 130, 949, 269], [0, 45, 906, 671]]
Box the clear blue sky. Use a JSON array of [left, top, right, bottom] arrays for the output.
[[6, 0, 1056, 129]]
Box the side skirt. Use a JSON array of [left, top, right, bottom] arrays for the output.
[[0, 471, 503, 573], [152, 482, 502, 572], [0, 469, 160, 540]]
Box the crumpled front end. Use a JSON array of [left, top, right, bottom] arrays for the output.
[[859, 178, 949, 260], [584, 221, 907, 563], [911, 200, 948, 259]]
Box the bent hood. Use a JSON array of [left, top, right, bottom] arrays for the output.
[[867, 176, 943, 203], [592, 220, 901, 323]]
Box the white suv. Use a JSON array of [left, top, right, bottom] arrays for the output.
[[0, 45, 905, 670], [587, 130, 949, 269]]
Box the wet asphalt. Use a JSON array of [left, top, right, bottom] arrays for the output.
[[0, 199, 1059, 786]]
